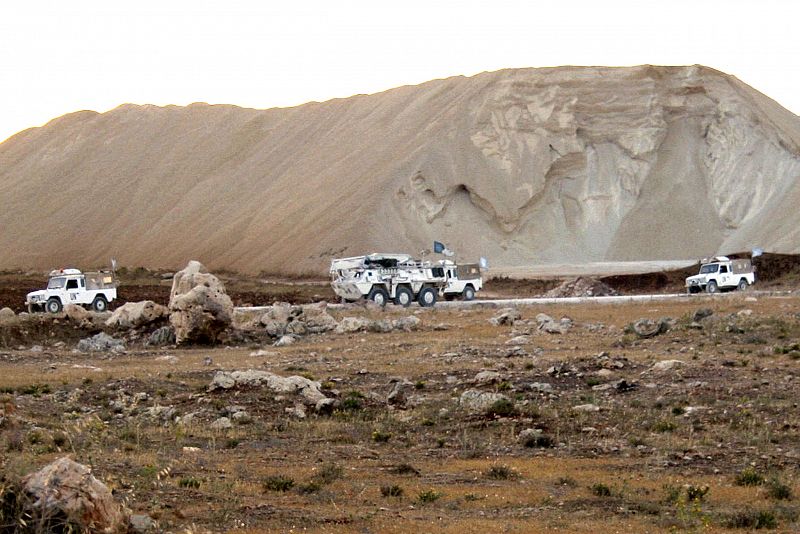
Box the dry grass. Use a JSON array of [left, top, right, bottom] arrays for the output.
[[1, 294, 799, 531]]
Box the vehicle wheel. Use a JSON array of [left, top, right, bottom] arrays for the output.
[[462, 285, 476, 301], [706, 281, 718, 294], [394, 286, 413, 307], [417, 287, 437, 307], [92, 296, 108, 312], [366, 287, 389, 307], [46, 298, 62, 314], [737, 279, 748, 291]]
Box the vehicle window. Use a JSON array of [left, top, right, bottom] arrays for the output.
[[719, 265, 728, 273], [80, 279, 85, 288], [47, 277, 66, 289], [699, 264, 719, 274], [66, 279, 78, 289]]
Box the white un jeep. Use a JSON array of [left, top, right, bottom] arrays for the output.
[[26, 268, 118, 313], [685, 256, 755, 294]]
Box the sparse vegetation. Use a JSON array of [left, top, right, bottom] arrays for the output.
[[735, 467, 766, 487], [381, 484, 404, 497], [1, 277, 799, 532], [263, 476, 295, 492], [486, 465, 517, 480], [485, 398, 516, 418], [725, 509, 778, 529], [591, 483, 612, 497], [417, 489, 443, 503]]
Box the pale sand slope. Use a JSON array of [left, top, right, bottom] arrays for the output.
[[0, 65, 799, 275]]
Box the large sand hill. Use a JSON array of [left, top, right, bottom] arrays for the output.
[[1, 65, 799, 274]]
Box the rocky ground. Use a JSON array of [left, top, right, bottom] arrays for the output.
[[0, 263, 799, 532]]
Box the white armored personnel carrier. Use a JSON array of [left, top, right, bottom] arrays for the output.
[[330, 253, 482, 307]]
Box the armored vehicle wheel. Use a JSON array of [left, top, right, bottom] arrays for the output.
[[46, 298, 62, 314], [92, 295, 108, 312], [462, 285, 475, 301], [737, 279, 748, 291], [706, 281, 718, 294], [367, 287, 389, 307], [417, 287, 437, 307], [394, 286, 413, 307]]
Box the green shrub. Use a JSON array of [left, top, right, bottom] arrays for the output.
[[390, 463, 420, 476], [417, 489, 443, 503], [263, 476, 295, 492], [486, 465, 517, 480], [725, 509, 778, 529], [652, 419, 677, 433], [316, 463, 343, 484], [297, 480, 322, 494], [591, 483, 612, 497], [522, 434, 553, 448], [485, 398, 516, 418], [735, 467, 765, 487], [685, 485, 709, 502], [178, 477, 201, 489], [371, 430, 391, 443], [766, 478, 793, 501], [381, 485, 404, 497]]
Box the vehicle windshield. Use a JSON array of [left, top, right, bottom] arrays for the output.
[[47, 277, 66, 289], [699, 264, 719, 274]]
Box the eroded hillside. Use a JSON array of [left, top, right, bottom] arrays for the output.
[[1, 65, 798, 274]]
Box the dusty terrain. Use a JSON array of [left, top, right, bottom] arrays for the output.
[[1, 65, 800, 275], [1, 270, 800, 532]]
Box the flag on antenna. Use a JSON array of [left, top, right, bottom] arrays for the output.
[[479, 257, 489, 269], [751, 247, 763, 258], [433, 241, 445, 253]]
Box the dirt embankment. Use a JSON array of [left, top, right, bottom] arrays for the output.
[[488, 254, 800, 297], [0, 269, 335, 314]]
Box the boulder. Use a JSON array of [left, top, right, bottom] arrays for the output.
[[210, 417, 233, 430], [692, 308, 714, 322], [368, 319, 394, 333], [335, 317, 371, 334], [489, 308, 521, 326], [146, 326, 176, 347], [630, 318, 672, 338], [77, 332, 125, 353], [0, 307, 15, 322], [208, 370, 326, 404], [285, 320, 308, 336], [393, 315, 421, 332], [536, 313, 572, 334], [458, 389, 510, 413], [168, 261, 233, 344], [299, 303, 338, 334], [650, 359, 685, 372], [545, 277, 619, 298], [387, 379, 415, 407], [64, 304, 91, 323], [21, 457, 127, 533], [106, 301, 168, 329], [572, 403, 601, 413], [474, 370, 502, 384], [274, 334, 296, 347], [129, 514, 156, 533]]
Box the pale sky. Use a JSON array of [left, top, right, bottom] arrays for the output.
[[2, 0, 798, 143]]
